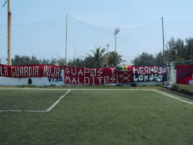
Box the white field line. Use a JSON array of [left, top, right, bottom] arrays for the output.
[[0, 89, 71, 113], [0, 110, 46, 113], [0, 89, 149, 113], [1, 89, 193, 112], [46, 89, 71, 112], [68, 89, 152, 91], [152, 89, 193, 105], [0, 88, 70, 91]]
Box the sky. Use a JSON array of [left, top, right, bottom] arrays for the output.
[[0, 0, 193, 65]]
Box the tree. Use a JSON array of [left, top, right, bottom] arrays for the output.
[[165, 37, 192, 62], [86, 47, 106, 68], [165, 37, 176, 62], [83, 57, 96, 68], [12, 55, 40, 65], [104, 51, 122, 67], [68, 58, 85, 67], [185, 38, 193, 60], [41, 59, 51, 64], [155, 52, 164, 66], [57, 58, 66, 66], [41, 58, 57, 65], [11, 55, 62, 65], [175, 38, 185, 60], [131, 52, 156, 66], [49, 58, 57, 65]]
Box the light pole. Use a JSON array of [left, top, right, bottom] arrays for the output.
[[106, 43, 109, 67], [114, 27, 120, 52], [3, 0, 12, 65], [162, 17, 165, 85], [65, 15, 68, 66]]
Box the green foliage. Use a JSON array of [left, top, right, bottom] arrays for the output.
[[132, 37, 193, 66], [6, 36, 193, 67], [11, 55, 61, 65], [86, 47, 106, 68], [105, 51, 122, 67], [180, 89, 193, 95], [41, 58, 57, 65], [41, 58, 51, 64], [131, 52, 156, 66], [178, 84, 193, 93], [84, 57, 95, 68], [11, 55, 67, 66], [171, 84, 193, 95], [174, 57, 185, 62], [12, 55, 41, 65], [165, 37, 193, 63], [185, 38, 193, 60], [171, 84, 180, 91], [68, 50, 122, 68], [68, 58, 85, 67], [155, 52, 164, 66], [57, 58, 66, 66]]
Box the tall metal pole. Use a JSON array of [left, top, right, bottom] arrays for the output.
[[7, 0, 11, 65], [162, 17, 165, 66], [162, 17, 165, 85], [65, 15, 68, 66], [114, 27, 120, 53], [107, 43, 109, 67]]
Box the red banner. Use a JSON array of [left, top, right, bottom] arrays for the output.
[[132, 66, 167, 82], [0, 64, 62, 78], [177, 64, 193, 84], [64, 67, 116, 85], [117, 66, 133, 83]]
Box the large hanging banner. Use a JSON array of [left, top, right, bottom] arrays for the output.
[[0, 64, 62, 78], [133, 66, 167, 82], [177, 64, 193, 84], [64, 67, 116, 85], [117, 66, 133, 83]]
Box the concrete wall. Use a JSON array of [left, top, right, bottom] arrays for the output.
[[0, 70, 65, 86], [168, 62, 176, 84]]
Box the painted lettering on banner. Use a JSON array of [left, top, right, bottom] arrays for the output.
[[0, 64, 62, 78], [133, 66, 167, 82], [64, 67, 116, 85]]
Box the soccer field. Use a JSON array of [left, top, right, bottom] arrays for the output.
[[0, 88, 193, 145]]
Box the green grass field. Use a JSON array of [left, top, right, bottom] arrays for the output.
[[1, 88, 193, 145]]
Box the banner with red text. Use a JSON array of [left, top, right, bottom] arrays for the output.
[[177, 64, 193, 84], [64, 67, 116, 85], [0, 64, 62, 78], [132, 66, 167, 82]]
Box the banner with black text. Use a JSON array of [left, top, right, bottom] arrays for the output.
[[132, 66, 167, 82]]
